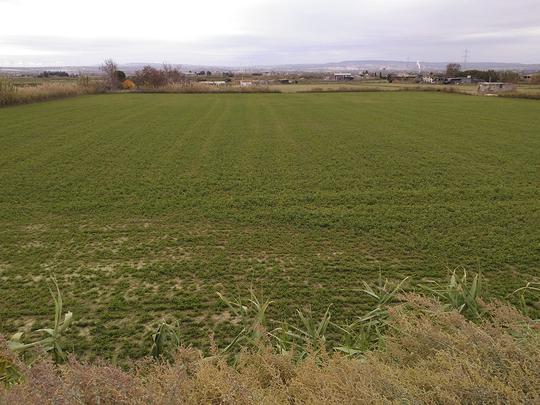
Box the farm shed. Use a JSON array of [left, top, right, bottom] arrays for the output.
[[477, 82, 517, 94], [199, 81, 226, 86], [333, 72, 354, 81], [444, 77, 472, 85]]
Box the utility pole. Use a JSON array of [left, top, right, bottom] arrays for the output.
[[463, 49, 469, 71]]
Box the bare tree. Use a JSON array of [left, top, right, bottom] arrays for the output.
[[162, 63, 184, 84], [100, 59, 119, 89], [133, 66, 167, 88]]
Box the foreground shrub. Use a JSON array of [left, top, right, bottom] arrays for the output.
[[1, 272, 538, 403], [1, 295, 538, 404]]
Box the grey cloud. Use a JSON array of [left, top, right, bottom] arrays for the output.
[[1, 0, 539, 66]]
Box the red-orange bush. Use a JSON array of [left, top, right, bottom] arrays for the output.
[[122, 79, 136, 90]]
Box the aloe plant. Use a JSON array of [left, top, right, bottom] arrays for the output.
[[8, 277, 72, 364]]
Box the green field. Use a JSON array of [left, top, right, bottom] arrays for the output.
[[1, 92, 539, 359]]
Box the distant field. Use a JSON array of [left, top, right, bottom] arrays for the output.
[[9, 76, 79, 87], [1, 92, 539, 360], [270, 81, 540, 94]]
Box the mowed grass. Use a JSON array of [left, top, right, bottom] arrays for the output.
[[0, 92, 539, 359]]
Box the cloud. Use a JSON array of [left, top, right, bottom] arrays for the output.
[[1, 0, 539, 65]]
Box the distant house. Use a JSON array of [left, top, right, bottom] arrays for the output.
[[477, 82, 517, 94], [387, 73, 416, 83], [199, 81, 226, 86], [333, 73, 354, 81]]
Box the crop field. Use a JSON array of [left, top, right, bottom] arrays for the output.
[[270, 81, 540, 95], [0, 92, 539, 359]]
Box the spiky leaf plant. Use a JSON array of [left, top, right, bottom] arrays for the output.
[[272, 307, 332, 360], [508, 281, 540, 318], [334, 274, 409, 357], [421, 268, 484, 320], [150, 321, 181, 360], [217, 288, 273, 354], [8, 277, 72, 364]]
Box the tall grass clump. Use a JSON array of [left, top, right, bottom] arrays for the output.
[[0, 76, 105, 107], [0, 77, 17, 106]]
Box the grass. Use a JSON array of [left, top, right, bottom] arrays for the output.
[[0, 91, 539, 360], [135, 82, 279, 93], [270, 81, 540, 96]]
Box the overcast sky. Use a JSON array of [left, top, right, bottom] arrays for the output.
[[1, 0, 539, 66]]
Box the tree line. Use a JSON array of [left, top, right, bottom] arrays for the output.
[[446, 63, 524, 83], [100, 59, 188, 89]]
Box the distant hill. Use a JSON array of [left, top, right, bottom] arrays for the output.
[[2, 60, 539, 75], [260, 60, 540, 73]]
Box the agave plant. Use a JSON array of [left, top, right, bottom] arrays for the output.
[[217, 288, 273, 354], [334, 274, 409, 357], [508, 281, 540, 318], [8, 277, 73, 364], [150, 321, 181, 360], [360, 273, 409, 308], [421, 268, 483, 320], [271, 307, 332, 360], [333, 309, 386, 356]]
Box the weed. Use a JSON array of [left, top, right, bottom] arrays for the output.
[[8, 277, 72, 364], [421, 268, 484, 320], [150, 321, 181, 360]]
